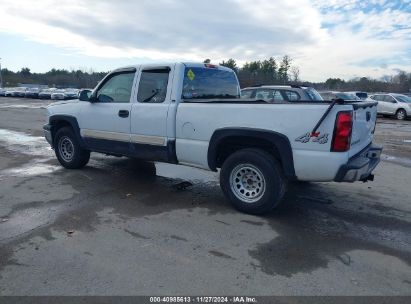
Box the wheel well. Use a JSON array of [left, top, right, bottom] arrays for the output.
[[50, 120, 72, 140], [396, 108, 406, 113], [215, 136, 281, 169]]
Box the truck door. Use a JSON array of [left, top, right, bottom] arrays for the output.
[[130, 64, 175, 161], [78, 68, 137, 155]]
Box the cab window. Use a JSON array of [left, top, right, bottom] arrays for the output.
[[96, 72, 135, 103], [137, 69, 170, 103], [283, 90, 300, 101], [241, 89, 254, 99]]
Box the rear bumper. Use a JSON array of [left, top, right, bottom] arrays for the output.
[[43, 124, 53, 146], [334, 144, 382, 182]]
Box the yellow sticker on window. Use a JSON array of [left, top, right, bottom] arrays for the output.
[[187, 69, 195, 81]]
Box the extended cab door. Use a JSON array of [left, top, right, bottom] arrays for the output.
[[78, 68, 137, 155], [130, 64, 175, 161]]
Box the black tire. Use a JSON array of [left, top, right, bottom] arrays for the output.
[[396, 109, 407, 120], [54, 126, 90, 169], [220, 148, 287, 215]]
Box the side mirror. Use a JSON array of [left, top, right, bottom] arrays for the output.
[[79, 89, 92, 101]]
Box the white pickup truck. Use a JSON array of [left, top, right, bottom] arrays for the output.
[[44, 62, 382, 214]]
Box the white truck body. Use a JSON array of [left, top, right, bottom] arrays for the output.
[[44, 62, 382, 214]]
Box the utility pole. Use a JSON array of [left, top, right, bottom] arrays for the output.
[[0, 58, 3, 88]]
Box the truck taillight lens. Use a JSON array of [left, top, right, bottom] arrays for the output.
[[331, 111, 353, 152]]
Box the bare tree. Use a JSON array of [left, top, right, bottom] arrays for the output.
[[290, 66, 300, 82]]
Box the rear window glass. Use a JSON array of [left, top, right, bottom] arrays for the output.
[[182, 67, 239, 99], [355, 92, 368, 99], [304, 88, 323, 101]]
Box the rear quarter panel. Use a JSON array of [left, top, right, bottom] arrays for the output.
[[176, 103, 354, 181]]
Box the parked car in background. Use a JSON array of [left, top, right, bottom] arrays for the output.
[[5, 88, 15, 97], [345, 91, 370, 100], [0, 88, 6, 96], [64, 89, 79, 100], [39, 89, 55, 99], [25, 87, 40, 99], [319, 91, 361, 101], [370, 93, 411, 120], [51, 89, 66, 100], [241, 85, 323, 102], [13, 87, 27, 97]]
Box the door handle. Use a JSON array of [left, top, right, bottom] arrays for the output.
[[118, 110, 129, 118]]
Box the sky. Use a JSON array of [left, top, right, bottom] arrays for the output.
[[0, 0, 410, 82]]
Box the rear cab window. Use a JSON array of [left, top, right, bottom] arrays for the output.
[[182, 65, 239, 99]]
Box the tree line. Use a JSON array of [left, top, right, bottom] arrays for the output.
[[215, 57, 411, 93], [0, 67, 107, 89], [1, 57, 410, 93]]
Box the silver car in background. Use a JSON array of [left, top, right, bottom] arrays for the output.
[[51, 89, 65, 100], [370, 93, 411, 120], [64, 89, 79, 100], [241, 85, 323, 102], [319, 91, 361, 101]]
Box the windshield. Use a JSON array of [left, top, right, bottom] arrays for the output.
[[395, 95, 411, 103], [182, 67, 239, 99], [304, 88, 323, 101]]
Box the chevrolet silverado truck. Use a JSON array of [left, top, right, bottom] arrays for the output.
[[44, 62, 382, 214]]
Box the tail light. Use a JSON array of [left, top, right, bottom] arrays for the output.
[[331, 111, 353, 152]]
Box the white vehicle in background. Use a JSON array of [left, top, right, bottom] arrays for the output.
[[319, 91, 361, 101], [241, 85, 323, 102], [13, 87, 27, 97], [370, 93, 411, 120], [64, 89, 80, 100], [5, 88, 15, 97], [51, 89, 66, 100], [44, 62, 382, 215]]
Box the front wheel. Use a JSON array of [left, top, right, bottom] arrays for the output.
[[54, 127, 90, 169], [396, 109, 407, 120], [220, 148, 287, 215]]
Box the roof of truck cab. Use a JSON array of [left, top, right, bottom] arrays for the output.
[[112, 62, 234, 72]]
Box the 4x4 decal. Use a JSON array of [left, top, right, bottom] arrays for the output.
[[295, 132, 329, 144]]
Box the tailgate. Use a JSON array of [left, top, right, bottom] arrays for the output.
[[349, 101, 378, 157]]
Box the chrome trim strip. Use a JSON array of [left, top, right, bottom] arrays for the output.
[[130, 134, 166, 146], [81, 129, 166, 146], [81, 129, 130, 142]]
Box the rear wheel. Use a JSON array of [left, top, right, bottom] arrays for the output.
[[54, 127, 90, 169], [396, 109, 406, 120], [220, 148, 287, 215]]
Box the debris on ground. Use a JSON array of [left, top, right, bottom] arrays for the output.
[[1, 218, 9, 223], [338, 253, 351, 266], [67, 230, 75, 236], [173, 181, 193, 191]]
